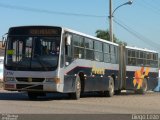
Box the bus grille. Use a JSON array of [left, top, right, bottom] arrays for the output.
[[16, 78, 45, 82], [16, 84, 43, 90]]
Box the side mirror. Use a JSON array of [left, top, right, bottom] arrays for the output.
[[65, 35, 71, 46], [2, 33, 7, 47], [2, 37, 6, 47]]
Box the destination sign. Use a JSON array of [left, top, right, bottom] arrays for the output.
[[8, 26, 61, 36], [30, 29, 59, 35]]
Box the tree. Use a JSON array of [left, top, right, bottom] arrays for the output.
[[95, 30, 110, 41], [95, 29, 127, 45]]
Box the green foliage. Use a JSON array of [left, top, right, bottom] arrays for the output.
[[95, 30, 110, 41], [95, 29, 126, 45]]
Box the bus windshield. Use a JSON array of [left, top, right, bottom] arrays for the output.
[[5, 36, 60, 71]]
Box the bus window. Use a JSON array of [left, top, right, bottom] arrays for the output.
[[147, 53, 151, 60], [143, 52, 146, 59], [103, 43, 110, 53], [128, 50, 132, 57], [85, 38, 93, 49], [73, 35, 84, 47], [72, 35, 84, 59], [74, 47, 84, 59], [94, 41, 103, 61], [140, 51, 144, 59], [137, 59, 144, 66], [85, 49, 94, 60], [85, 38, 94, 60], [110, 45, 116, 64], [128, 58, 136, 66], [103, 43, 111, 63], [104, 54, 111, 63], [132, 51, 136, 58], [127, 49, 137, 66]]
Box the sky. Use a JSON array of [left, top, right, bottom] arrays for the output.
[[0, 0, 160, 53]]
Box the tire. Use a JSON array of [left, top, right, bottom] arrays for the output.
[[27, 92, 38, 100], [69, 76, 81, 100], [114, 89, 121, 95], [135, 78, 148, 94], [104, 78, 114, 97]]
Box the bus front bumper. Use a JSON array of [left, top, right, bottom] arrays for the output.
[[4, 82, 62, 92]]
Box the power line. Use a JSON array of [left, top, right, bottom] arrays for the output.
[[142, 0, 160, 11], [114, 18, 159, 46], [0, 2, 159, 53], [0, 2, 107, 18], [113, 18, 160, 52], [138, 0, 160, 15]]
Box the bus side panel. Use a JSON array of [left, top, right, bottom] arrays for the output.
[[125, 47, 159, 91], [63, 75, 110, 93], [84, 76, 109, 92], [126, 70, 135, 90], [83, 69, 119, 92], [125, 67, 158, 90], [64, 68, 119, 92], [63, 67, 158, 92], [147, 72, 158, 90]]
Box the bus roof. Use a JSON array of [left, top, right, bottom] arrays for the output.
[[7, 25, 158, 53], [126, 46, 158, 53], [8, 26, 118, 46], [63, 27, 119, 46]]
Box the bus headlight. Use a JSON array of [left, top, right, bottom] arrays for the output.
[[5, 77, 15, 82], [45, 78, 60, 84]]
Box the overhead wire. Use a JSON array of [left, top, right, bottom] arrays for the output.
[[0, 2, 159, 53], [113, 18, 160, 52], [142, 0, 160, 11], [0, 2, 107, 18], [138, 0, 160, 15]]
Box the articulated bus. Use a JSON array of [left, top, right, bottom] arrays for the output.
[[2, 26, 159, 99]]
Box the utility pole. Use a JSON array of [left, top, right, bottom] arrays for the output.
[[109, 0, 133, 43], [109, 0, 114, 42]]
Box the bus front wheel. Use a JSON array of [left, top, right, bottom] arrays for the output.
[[69, 76, 81, 100]]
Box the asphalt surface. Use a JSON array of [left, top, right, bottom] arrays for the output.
[[0, 90, 160, 114]]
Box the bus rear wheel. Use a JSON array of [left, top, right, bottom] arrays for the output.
[[69, 76, 81, 100], [135, 78, 148, 94], [104, 78, 114, 97]]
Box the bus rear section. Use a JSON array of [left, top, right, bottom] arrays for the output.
[[124, 46, 159, 93]]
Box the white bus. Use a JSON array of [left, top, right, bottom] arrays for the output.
[[2, 26, 159, 99]]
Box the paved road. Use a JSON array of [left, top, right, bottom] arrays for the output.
[[0, 90, 160, 114]]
